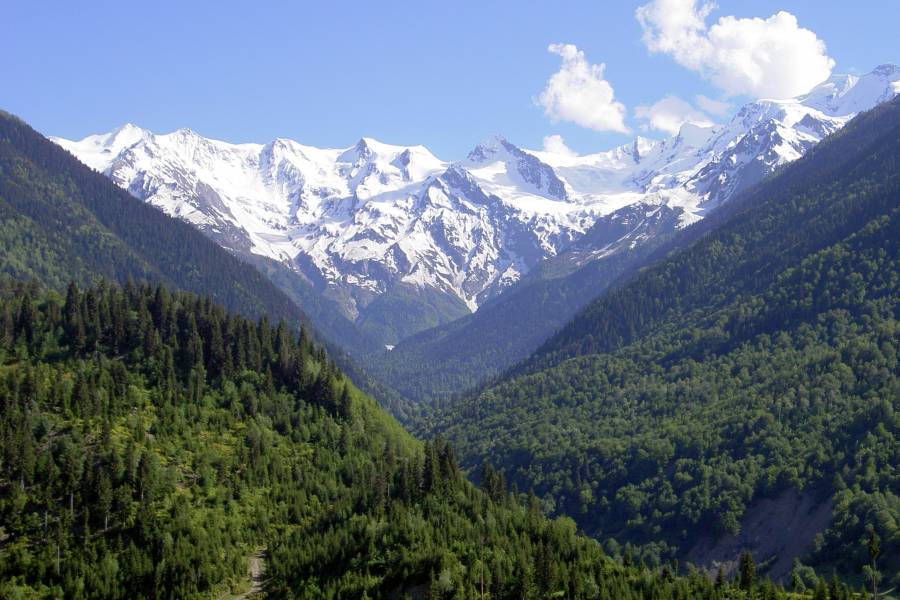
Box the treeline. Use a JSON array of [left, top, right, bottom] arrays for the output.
[[0, 279, 856, 598]]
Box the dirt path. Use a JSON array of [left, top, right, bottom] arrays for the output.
[[221, 549, 266, 600]]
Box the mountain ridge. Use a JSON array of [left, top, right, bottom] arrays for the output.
[[52, 65, 900, 349], [0, 109, 414, 419]]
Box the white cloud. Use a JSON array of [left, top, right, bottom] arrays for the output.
[[634, 95, 714, 135], [695, 94, 730, 116], [542, 134, 577, 157], [636, 0, 835, 99], [537, 43, 628, 133]]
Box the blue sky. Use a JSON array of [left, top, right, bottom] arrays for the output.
[[4, 0, 898, 158]]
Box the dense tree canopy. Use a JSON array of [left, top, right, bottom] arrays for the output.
[[435, 98, 900, 587], [1, 279, 837, 598]]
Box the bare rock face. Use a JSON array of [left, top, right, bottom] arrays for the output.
[[686, 489, 833, 581]]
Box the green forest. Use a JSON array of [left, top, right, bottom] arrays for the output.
[[436, 98, 900, 588], [367, 241, 658, 410], [0, 279, 846, 599]]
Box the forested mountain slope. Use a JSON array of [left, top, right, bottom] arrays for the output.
[[0, 111, 302, 329], [0, 280, 821, 599], [529, 96, 900, 370], [436, 98, 900, 584], [0, 110, 412, 420], [368, 68, 900, 408], [370, 238, 664, 407]]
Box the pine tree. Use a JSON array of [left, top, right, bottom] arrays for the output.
[[64, 282, 86, 352], [864, 532, 881, 600], [16, 293, 36, 347], [622, 544, 634, 568], [714, 565, 725, 589], [338, 384, 353, 420], [813, 577, 828, 600], [738, 551, 756, 593], [791, 561, 805, 594], [97, 472, 113, 531], [829, 571, 841, 600], [423, 441, 441, 494]]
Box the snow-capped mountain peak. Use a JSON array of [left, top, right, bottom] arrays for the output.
[[465, 134, 510, 163], [54, 122, 151, 172], [674, 122, 716, 149], [798, 64, 900, 116], [464, 135, 569, 203], [51, 65, 900, 343]]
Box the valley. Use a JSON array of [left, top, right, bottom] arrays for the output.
[[2, 2, 899, 596]]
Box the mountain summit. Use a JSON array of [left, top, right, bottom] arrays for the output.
[[52, 65, 900, 346]]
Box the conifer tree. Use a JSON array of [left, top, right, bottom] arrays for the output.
[[738, 550, 756, 592]]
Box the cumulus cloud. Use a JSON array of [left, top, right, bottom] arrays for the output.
[[537, 43, 628, 133], [636, 0, 835, 99], [542, 134, 577, 157], [695, 94, 730, 116], [634, 95, 714, 135]]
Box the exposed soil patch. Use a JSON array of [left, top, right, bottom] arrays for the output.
[[685, 489, 832, 581], [220, 548, 266, 600]]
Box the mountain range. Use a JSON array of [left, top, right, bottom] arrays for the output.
[[1, 57, 898, 596], [1, 106, 835, 598], [53, 65, 900, 353]]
